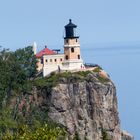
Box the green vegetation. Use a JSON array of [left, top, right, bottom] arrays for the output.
[[93, 67, 101, 73], [34, 70, 93, 90], [0, 46, 68, 139], [14, 46, 37, 79], [92, 67, 109, 83], [97, 75, 109, 83], [0, 46, 37, 107], [34, 71, 77, 88], [0, 107, 66, 139], [76, 70, 91, 77], [101, 129, 111, 140], [0, 45, 110, 139], [1, 121, 66, 140], [34, 69, 109, 91]]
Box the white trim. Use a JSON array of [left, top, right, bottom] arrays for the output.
[[64, 44, 80, 47]]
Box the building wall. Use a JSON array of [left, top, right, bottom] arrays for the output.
[[42, 53, 84, 76], [43, 54, 64, 65], [64, 47, 81, 60], [62, 59, 83, 70], [43, 54, 64, 77], [64, 38, 81, 60], [36, 58, 43, 71], [64, 38, 80, 46], [63, 38, 84, 71]]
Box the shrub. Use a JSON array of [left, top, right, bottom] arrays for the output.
[[101, 129, 111, 140], [2, 123, 66, 140], [97, 75, 109, 83], [76, 71, 91, 77], [93, 67, 101, 73]]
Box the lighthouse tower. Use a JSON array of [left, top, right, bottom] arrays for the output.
[[63, 19, 83, 70]]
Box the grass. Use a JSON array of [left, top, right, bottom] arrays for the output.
[[76, 70, 91, 77], [92, 67, 109, 83], [33, 72, 73, 89], [93, 67, 101, 73], [97, 75, 109, 83], [33, 69, 109, 90]]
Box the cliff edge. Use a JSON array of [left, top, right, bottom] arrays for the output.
[[45, 71, 120, 140], [13, 69, 133, 140]]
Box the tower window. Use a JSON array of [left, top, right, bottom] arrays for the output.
[[55, 59, 57, 62], [65, 55, 69, 60], [78, 55, 80, 59], [41, 58, 43, 64], [46, 59, 48, 63], [76, 39, 78, 42], [66, 39, 69, 43], [50, 59, 52, 62], [71, 48, 74, 53], [60, 58, 63, 61]]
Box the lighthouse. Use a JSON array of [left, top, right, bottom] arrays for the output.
[[63, 19, 84, 70], [35, 19, 84, 77]]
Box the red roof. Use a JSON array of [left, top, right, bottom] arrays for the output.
[[36, 47, 56, 58]]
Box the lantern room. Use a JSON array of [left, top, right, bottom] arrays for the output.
[[64, 19, 79, 39]]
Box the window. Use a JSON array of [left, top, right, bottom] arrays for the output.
[[78, 55, 80, 59], [41, 58, 43, 64], [55, 59, 57, 62], [71, 48, 74, 53], [66, 39, 68, 43], [50, 59, 52, 62], [60, 58, 63, 61], [46, 59, 48, 63], [65, 55, 68, 60], [76, 39, 78, 42]]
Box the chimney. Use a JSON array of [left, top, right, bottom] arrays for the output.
[[33, 42, 37, 55]]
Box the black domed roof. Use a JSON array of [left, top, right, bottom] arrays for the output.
[[65, 19, 77, 28]]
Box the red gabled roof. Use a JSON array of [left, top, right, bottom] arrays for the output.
[[36, 47, 56, 58]]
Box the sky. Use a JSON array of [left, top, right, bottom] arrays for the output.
[[0, 0, 140, 50], [0, 0, 140, 139]]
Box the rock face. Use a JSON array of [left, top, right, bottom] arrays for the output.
[[14, 71, 133, 140], [45, 73, 121, 140]]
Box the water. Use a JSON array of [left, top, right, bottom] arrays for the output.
[[81, 44, 140, 140]]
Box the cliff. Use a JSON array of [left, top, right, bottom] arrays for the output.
[[12, 70, 133, 140], [45, 71, 121, 140]]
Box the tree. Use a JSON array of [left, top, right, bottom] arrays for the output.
[[2, 123, 66, 140], [0, 47, 11, 61], [0, 48, 17, 107], [14, 46, 37, 79], [0, 46, 37, 108]]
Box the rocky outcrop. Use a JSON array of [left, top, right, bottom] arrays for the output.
[[13, 71, 133, 140], [45, 72, 121, 140]]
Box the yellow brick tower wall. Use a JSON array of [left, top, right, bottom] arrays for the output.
[[64, 38, 81, 60]]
